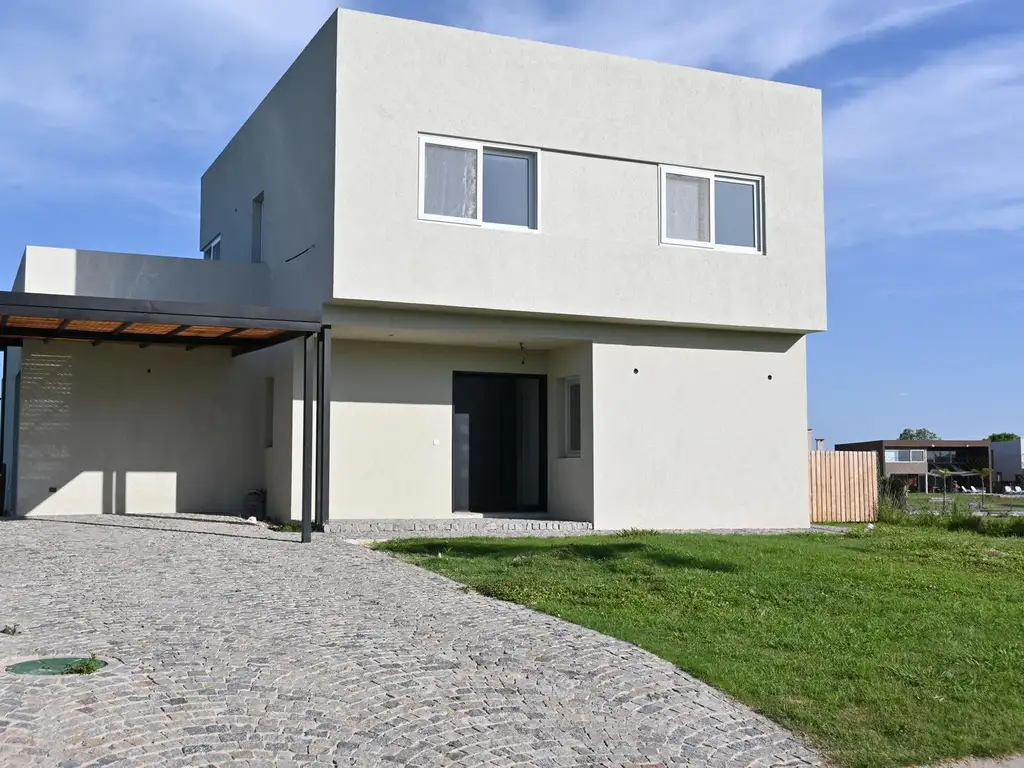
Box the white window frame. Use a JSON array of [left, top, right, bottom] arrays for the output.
[[659, 164, 763, 254], [886, 449, 926, 463], [418, 134, 540, 231], [202, 234, 222, 261], [563, 376, 582, 459]]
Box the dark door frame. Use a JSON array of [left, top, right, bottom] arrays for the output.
[[452, 371, 548, 513]]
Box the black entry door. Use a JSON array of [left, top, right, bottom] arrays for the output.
[[452, 373, 545, 513]]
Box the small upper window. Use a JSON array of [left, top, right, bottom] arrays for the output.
[[660, 165, 763, 253], [420, 136, 537, 229], [202, 234, 221, 261]]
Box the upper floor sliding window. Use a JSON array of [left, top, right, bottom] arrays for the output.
[[885, 449, 926, 463], [659, 165, 764, 254], [419, 136, 538, 230]]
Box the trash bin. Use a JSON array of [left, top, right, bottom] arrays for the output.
[[244, 489, 266, 520]]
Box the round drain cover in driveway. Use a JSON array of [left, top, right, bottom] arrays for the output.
[[6, 657, 109, 675]]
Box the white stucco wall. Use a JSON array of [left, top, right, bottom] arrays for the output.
[[591, 333, 810, 530], [18, 247, 269, 305], [334, 9, 826, 333], [325, 340, 550, 520], [547, 343, 594, 522], [14, 341, 264, 517], [200, 13, 337, 312]]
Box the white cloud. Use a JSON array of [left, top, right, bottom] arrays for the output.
[[825, 35, 1024, 243], [0, 0, 350, 211], [2, 0, 1014, 250], [458, 0, 974, 78]]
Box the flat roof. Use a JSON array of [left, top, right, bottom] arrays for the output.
[[837, 440, 991, 450], [0, 291, 323, 353]]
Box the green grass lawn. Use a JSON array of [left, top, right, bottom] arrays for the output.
[[378, 528, 1024, 768], [908, 493, 1024, 514]]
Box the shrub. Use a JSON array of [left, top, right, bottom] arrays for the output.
[[615, 528, 659, 538], [877, 500, 907, 525], [948, 495, 972, 525], [64, 654, 104, 675], [879, 475, 908, 509], [881, 507, 1024, 538], [1, 623, 18, 636], [877, 475, 909, 524]]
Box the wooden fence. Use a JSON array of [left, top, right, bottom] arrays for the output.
[[809, 451, 878, 523]]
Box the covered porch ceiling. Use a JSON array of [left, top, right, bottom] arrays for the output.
[[0, 291, 323, 354]]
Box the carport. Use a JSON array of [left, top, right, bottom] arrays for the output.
[[0, 291, 330, 542]]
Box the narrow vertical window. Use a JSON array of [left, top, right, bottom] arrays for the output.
[[264, 377, 274, 448], [564, 376, 581, 458], [251, 192, 264, 263]]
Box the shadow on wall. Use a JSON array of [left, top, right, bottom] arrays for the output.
[[331, 330, 800, 408], [13, 345, 261, 517], [592, 325, 802, 355], [68, 248, 270, 305], [19, 466, 251, 518]]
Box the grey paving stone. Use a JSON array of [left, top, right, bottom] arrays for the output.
[[0, 514, 825, 767]]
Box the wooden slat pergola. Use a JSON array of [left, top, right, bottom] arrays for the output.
[[0, 291, 331, 542]]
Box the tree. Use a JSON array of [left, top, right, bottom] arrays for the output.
[[987, 432, 1020, 442], [933, 468, 953, 512], [899, 428, 940, 440], [976, 467, 993, 497]]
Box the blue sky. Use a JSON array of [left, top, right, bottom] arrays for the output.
[[1, 0, 1022, 445]]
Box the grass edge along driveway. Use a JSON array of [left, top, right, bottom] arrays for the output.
[[378, 528, 1024, 768]]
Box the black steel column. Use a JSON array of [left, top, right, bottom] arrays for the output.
[[301, 333, 315, 543], [0, 349, 7, 515], [315, 332, 324, 528], [317, 327, 331, 525]]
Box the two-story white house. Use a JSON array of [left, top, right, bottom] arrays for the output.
[[0, 9, 826, 532]]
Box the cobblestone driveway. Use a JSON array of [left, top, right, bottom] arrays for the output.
[[0, 516, 824, 767]]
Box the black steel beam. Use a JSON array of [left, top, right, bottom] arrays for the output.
[[0, 291, 322, 333], [301, 333, 315, 544], [230, 335, 303, 357], [0, 348, 7, 514]]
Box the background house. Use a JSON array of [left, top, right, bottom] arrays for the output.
[[836, 439, 993, 493], [992, 438, 1024, 487]]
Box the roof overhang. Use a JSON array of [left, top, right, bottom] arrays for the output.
[[880, 440, 991, 449], [0, 291, 323, 354]]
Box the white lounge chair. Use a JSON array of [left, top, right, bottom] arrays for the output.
[[969, 486, 982, 494], [1015, 486, 1024, 495], [1005, 486, 1015, 495]]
